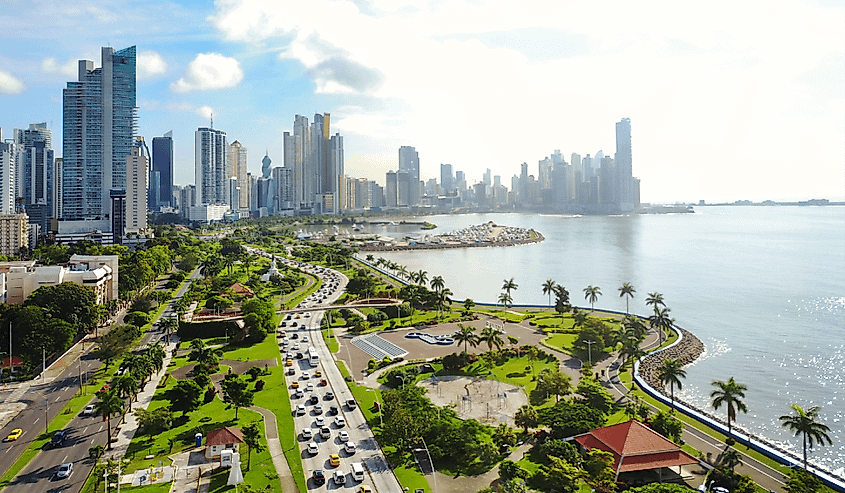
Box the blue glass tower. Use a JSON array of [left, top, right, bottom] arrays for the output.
[[62, 46, 137, 224], [152, 131, 173, 209]]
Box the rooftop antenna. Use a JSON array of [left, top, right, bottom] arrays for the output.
[[210, 113, 214, 130]]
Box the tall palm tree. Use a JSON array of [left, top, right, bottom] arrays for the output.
[[408, 271, 420, 285], [645, 292, 665, 312], [618, 338, 645, 369], [498, 292, 512, 312], [710, 377, 748, 435], [113, 373, 139, 413], [583, 285, 601, 312], [779, 404, 833, 470], [502, 278, 518, 300], [95, 389, 124, 449], [453, 324, 480, 353], [146, 343, 166, 374], [657, 358, 687, 412], [435, 288, 453, 319], [618, 282, 636, 314], [366, 254, 375, 263], [430, 275, 445, 293], [719, 449, 742, 472], [542, 279, 557, 309], [416, 270, 428, 287], [649, 306, 675, 339], [480, 326, 505, 352], [397, 265, 408, 282]]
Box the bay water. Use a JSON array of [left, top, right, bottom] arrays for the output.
[[358, 206, 845, 471]]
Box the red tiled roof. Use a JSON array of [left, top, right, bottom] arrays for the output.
[[1, 356, 23, 367], [206, 427, 244, 446], [228, 283, 254, 296], [618, 450, 699, 473]]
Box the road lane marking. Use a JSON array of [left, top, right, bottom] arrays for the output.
[[98, 425, 103, 432], [33, 417, 39, 424], [82, 426, 88, 433], [55, 395, 61, 402], [62, 454, 68, 462]]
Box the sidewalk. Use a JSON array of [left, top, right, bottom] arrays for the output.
[[250, 406, 299, 492]]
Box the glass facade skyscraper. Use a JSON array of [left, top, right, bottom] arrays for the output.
[[62, 46, 137, 224], [152, 131, 174, 209]]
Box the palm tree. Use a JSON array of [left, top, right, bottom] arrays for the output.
[[719, 449, 742, 472], [430, 275, 445, 293], [408, 271, 420, 285], [502, 278, 518, 300], [514, 404, 538, 433], [95, 389, 124, 449], [397, 265, 408, 282], [779, 404, 833, 470], [657, 358, 687, 412], [583, 285, 601, 312], [622, 315, 648, 340], [480, 326, 505, 352], [649, 306, 675, 340], [710, 377, 748, 435], [618, 282, 636, 314], [435, 288, 452, 319], [146, 343, 166, 374], [366, 254, 374, 263], [618, 338, 645, 369], [498, 292, 512, 312], [645, 292, 665, 311], [113, 373, 139, 413], [542, 279, 557, 309], [416, 270, 428, 287], [453, 324, 479, 353], [200, 255, 222, 278]]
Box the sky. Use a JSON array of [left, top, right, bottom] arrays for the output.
[[1, 0, 843, 203]]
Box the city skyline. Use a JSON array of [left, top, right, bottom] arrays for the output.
[[1, 0, 843, 203]]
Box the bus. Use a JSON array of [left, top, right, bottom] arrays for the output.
[[306, 347, 319, 368]]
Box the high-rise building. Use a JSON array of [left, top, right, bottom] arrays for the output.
[[329, 133, 344, 214], [0, 141, 16, 214], [0, 213, 28, 256], [151, 131, 174, 209], [291, 115, 311, 211], [440, 163, 453, 192], [62, 46, 137, 226], [125, 138, 148, 234], [195, 127, 228, 206], [228, 140, 248, 210], [14, 123, 54, 233], [615, 117, 634, 212], [398, 146, 419, 205], [385, 170, 398, 207]]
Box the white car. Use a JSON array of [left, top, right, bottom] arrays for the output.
[[334, 470, 346, 485], [82, 404, 95, 416], [56, 462, 73, 479], [315, 416, 325, 427], [301, 336, 309, 342], [294, 388, 304, 398], [292, 344, 300, 351], [301, 428, 313, 440], [307, 441, 319, 455], [296, 404, 306, 415], [344, 441, 357, 454], [339, 431, 349, 442], [334, 416, 346, 428], [306, 383, 314, 392]]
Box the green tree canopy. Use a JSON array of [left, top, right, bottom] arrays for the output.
[[25, 281, 98, 334], [221, 373, 253, 418], [169, 379, 203, 416]]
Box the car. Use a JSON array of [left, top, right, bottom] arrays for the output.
[[287, 367, 296, 375], [325, 391, 334, 400], [315, 416, 325, 426], [56, 462, 73, 479], [305, 313, 311, 318], [280, 321, 287, 327], [310, 394, 319, 404], [344, 441, 357, 454], [301, 371, 310, 379], [314, 405, 323, 414], [291, 381, 300, 389], [5, 428, 23, 441], [329, 404, 339, 415], [329, 453, 341, 467], [296, 352, 304, 359], [302, 336, 309, 343], [285, 359, 293, 367], [307, 441, 319, 455], [294, 388, 304, 398], [314, 369, 322, 377], [312, 470, 326, 486], [346, 398, 357, 409], [334, 416, 346, 427], [291, 332, 298, 338], [50, 429, 68, 448], [292, 344, 300, 351], [320, 426, 331, 439], [286, 352, 294, 359], [333, 470, 346, 485], [295, 314, 301, 319], [306, 383, 314, 392], [339, 431, 349, 442], [301, 428, 313, 440], [83, 404, 95, 416], [359, 486, 373, 493], [319, 379, 328, 386], [296, 404, 306, 415]]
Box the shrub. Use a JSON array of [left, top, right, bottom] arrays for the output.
[[255, 380, 265, 391]]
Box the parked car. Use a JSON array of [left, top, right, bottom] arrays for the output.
[[307, 441, 319, 455], [296, 404, 306, 415], [344, 441, 357, 454], [329, 453, 341, 467], [339, 431, 349, 442], [301, 428, 313, 440], [333, 470, 346, 485], [320, 426, 331, 439], [334, 416, 346, 428]]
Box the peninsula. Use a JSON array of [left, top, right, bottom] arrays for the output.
[[357, 221, 544, 251]]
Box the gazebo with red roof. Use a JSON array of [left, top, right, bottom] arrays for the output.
[[573, 420, 699, 482]]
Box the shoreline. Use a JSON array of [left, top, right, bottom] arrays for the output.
[[358, 230, 545, 252], [638, 327, 705, 391]]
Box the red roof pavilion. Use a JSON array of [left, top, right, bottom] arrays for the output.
[[573, 420, 699, 480]]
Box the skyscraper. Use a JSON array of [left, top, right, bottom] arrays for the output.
[[398, 146, 419, 205], [62, 46, 137, 226], [195, 126, 228, 206], [440, 163, 453, 192], [615, 117, 634, 212], [228, 140, 248, 210], [125, 138, 148, 234], [151, 131, 174, 209], [0, 141, 16, 214]]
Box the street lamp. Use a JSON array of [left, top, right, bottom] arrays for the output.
[[416, 437, 438, 493], [582, 339, 597, 366], [396, 374, 409, 387]]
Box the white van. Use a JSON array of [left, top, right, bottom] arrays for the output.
[[351, 462, 365, 482]]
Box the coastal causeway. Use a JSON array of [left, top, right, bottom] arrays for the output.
[[360, 221, 544, 251]]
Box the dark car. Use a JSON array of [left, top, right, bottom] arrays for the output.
[[50, 429, 68, 448], [296, 352, 304, 359], [329, 404, 339, 415], [310, 394, 319, 404], [312, 470, 326, 486], [291, 333, 298, 339]]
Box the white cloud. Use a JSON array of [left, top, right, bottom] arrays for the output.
[[41, 57, 79, 77], [171, 53, 244, 93], [196, 105, 214, 120], [0, 70, 25, 94], [209, 0, 845, 201], [137, 51, 168, 80]]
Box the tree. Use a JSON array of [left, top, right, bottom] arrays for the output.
[[25, 281, 98, 334], [169, 379, 203, 416], [583, 285, 602, 312], [463, 298, 475, 315], [480, 326, 505, 352], [649, 306, 675, 339], [536, 369, 572, 402], [88, 444, 105, 461], [498, 292, 513, 311], [583, 448, 617, 493], [540, 456, 580, 493], [502, 278, 518, 301], [657, 358, 687, 412], [542, 279, 557, 309], [498, 460, 529, 482], [94, 389, 124, 449], [113, 373, 139, 413], [513, 404, 538, 433], [430, 275, 445, 293], [645, 292, 665, 311], [540, 439, 582, 467], [649, 410, 684, 443], [453, 324, 479, 353], [575, 377, 614, 414], [553, 284, 571, 314], [618, 282, 636, 314], [434, 288, 452, 319], [719, 448, 743, 472], [784, 468, 824, 493], [779, 404, 832, 470], [710, 377, 748, 435], [221, 374, 253, 419], [242, 421, 265, 471], [538, 400, 607, 438]]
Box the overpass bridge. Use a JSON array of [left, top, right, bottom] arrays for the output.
[[194, 298, 403, 323]]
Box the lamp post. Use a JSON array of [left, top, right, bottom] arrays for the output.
[[582, 339, 597, 366], [418, 437, 438, 493], [396, 374, 409, 387]]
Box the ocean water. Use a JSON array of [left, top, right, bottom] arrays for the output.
[[364, 206, 845, 471]]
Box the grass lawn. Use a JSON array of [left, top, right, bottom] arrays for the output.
[[322, 327, 339, 353], [542, 333, 578, 352], [221, 335, 280, 363], [392, 464, 431, 493]]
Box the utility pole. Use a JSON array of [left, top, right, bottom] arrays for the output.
[[582, 339, 597, 366]]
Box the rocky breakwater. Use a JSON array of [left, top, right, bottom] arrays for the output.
[[360, 221, 544, 252], [639, 328, 705, 393]]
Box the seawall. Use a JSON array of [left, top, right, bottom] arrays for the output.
[[359, 231, 544, 252], [638, 327, 705, 390]]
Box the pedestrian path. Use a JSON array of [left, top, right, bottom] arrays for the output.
[[250, 406, 299, 492]]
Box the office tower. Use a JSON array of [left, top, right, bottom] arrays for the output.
[[329, 133, 343, 214], [594, 150, 604, 174], [397, 169, 410, 206], [291, 115, 311, 210], [62, 46, 137, 226], [483, 168, 491, 187], [538, 157, 553, 190], [0, 141, 16, 214], [369, 181, 383, 209], [248, 173, 258, 211], [455, 170, 465, 192], [615, 117, 634, 212], [178, 185, 196, 218], [14, 123, 54, 232], [228, 140, 248, 210], [53, 158, 62, 218], [229, 177, 240, 211], [125, 138, 148, 234], [385, 171, 398, 207], [0, 213, 28, 256], [195, 126, 228, 206], [272, 166, 292, 211], [440, 163, 453, 192], [398, 146, 419, 205], [151, 131, 174, 209]]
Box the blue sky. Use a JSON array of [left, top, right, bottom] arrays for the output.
[[1, 0, 843, 203]]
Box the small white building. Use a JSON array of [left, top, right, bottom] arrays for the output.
[[0, 254, 118, 304], [205, 427, 243, 459]]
